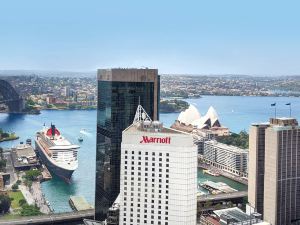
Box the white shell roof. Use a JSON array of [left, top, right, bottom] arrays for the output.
[[177, 104, 201, 125], [206, 106, 220, 127], [178, 105, 221, 128], [192, 117, 209, 129]]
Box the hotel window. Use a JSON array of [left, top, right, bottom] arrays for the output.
[[159, 153, 162, 156], [166, 153, 169, 157]]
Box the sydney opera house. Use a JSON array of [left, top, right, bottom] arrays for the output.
[[171, 105, 229, 137]]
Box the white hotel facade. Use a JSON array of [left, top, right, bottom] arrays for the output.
[[119, 113, 197, 225]]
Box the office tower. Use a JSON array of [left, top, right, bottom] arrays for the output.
[[95, 68, 160, 221], [119, 106, 197, 225], [248, 122, 269, 215], [249, 117, 300, 225]]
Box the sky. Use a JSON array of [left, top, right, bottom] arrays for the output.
[[0, 0, 300, 75]]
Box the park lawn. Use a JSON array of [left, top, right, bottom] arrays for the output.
[[8, 191, 26, 209]]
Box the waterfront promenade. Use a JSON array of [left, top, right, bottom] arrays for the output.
[[198, 160, 248, 185], [32, 182, 51, 214], [19, 182, 51, 214]]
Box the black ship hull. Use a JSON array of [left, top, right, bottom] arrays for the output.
[[35, 140, 74, 181]]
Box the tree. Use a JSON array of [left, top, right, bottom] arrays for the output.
[[1, 133, 9, 138], [19, 199, 27, 207], [0, 195, 11, 214], [0, 159, 6, 172], [23, 169, 41, 181], [12, 183, 19, 191], [20, 204, 42, 216]]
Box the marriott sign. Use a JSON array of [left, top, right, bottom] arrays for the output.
[[140, 136, 171, 144]]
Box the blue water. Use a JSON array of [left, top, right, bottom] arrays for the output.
[[161, 95, 300, 133], [0, 110, 97, 213], [1, 95, 300, 212]]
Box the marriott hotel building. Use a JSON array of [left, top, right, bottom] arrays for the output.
[[119, 120, 197, 225]]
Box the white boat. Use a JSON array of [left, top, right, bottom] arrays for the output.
[[35, 124, 79, 181]]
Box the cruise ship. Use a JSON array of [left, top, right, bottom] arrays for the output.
[[35, 124, 79, 181]]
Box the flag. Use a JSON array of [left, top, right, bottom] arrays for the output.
[[286, 103, 291, 106], [271, 103, 276, 107]]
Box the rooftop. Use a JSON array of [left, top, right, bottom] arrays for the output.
[[12, 144, 36, 158], [205, 140, 248, 154], [214, 207, 250, 223], [124, 121, 185, 135]]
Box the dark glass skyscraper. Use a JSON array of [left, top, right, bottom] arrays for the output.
[[95, 68, 160, 220]]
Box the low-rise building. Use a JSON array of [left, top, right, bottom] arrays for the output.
[[11, 144, 39, 170], [199, 207, 270, 225]]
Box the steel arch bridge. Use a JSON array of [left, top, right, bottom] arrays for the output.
[[0, 79, 24, 112]]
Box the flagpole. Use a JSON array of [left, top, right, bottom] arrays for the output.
[[290, 104, 291, 117]]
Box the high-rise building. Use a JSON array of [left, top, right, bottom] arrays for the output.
[[248, 122, 269, 215], [249, 117, 300, 225], [119, 106, 197, 225], [95, 68, 160, 221]]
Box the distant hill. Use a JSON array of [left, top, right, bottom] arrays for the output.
[[0, 70, 96, 77]]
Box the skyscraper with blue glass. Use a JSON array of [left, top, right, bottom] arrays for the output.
[[95, 68, 160, 221]]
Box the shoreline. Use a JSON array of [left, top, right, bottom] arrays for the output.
[[0, 136, 19, 143], [198, 163, 248, 186]]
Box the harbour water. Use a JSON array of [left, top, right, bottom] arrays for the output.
[[1, 95, 300, 212]]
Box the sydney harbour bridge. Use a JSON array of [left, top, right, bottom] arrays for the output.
[[0, 79, 24, 112]]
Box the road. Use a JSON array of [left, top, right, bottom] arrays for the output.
[[3, 152, 16, 185], [197, 191, 248, 203], [0, 209, 94, 225]]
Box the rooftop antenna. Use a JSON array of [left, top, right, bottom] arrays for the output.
[[133, 104, 152, 124]]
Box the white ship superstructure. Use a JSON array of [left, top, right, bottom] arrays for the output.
[[35, 124, 79, 181]]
